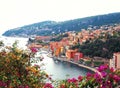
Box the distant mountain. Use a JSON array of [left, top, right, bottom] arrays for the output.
[[3, 12, 120, 37]]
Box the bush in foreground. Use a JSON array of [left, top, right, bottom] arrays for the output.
[[56, 65, 120, 88], [0, 42, 51, 88]]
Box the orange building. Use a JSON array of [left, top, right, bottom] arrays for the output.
[[35, 36, 52, 41], [50, 42, 63, 56], [27, 43, 42, 49], [66, 49, 77, 60], [54, 48, 60, 57], [110, 52, 120, 69], [74, 52, 83, 61]]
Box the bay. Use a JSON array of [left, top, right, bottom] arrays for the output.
[[0, 36, 92, 80]]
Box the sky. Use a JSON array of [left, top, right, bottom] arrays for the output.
[[0, 0, 120, 35]]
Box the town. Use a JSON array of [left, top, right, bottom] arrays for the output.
[[28, 24, 120, 70]]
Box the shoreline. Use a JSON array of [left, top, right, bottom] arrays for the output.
[[54, 57, 101, 75]]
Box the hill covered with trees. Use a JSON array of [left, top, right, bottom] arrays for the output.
[[70, 30, 120, 59], [3, 12, 120, 37]]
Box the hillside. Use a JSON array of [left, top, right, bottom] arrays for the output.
[[3, 12, 120, 37]]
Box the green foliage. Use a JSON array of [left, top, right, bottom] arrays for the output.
[[94, 61, 104, 67], [36, 40, 49, 46], [78, 37, 120, 59], [0, 42, 50, 88], [79, 59, 84, 64], [3, 21, 56, 36], [85, 61, 92, 66], [0, 41, 4, 46]]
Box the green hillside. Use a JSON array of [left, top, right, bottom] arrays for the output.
[[3, 12, 120, 37]]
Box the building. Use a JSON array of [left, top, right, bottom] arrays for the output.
[[27, 43, 42, 49], [110, 52, 120, 69], [66, 49, 77, 60], [74, 52, 83, 62], [35, 36, 52, 42]]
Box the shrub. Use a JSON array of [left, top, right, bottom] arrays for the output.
[[0, 42, 51, 88], [56, 64, 120, 88]]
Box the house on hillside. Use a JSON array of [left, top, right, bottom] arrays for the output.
[[35, 36, 52, 43]]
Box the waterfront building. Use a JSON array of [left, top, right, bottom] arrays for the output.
[[74, 52, 84, 62], [66, 49, 77, 60], [110, 52, 120, 69]]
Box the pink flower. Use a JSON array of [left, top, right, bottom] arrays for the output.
[[67, 78, 77, 83], [113, 75, 120, 82], [97, 65, 108, 72], [101, 71, 107, 77], [100, 84, 107, 88], [86, 72, 93, 80], [0, 81, 7, 87], [30, 47, 38, 53], [108, 73, 113, 78], [78, 76, 83, 81], [86, 72, 93, 77], [25, 85, 29, 88], [71, 78, 77, 83], [105, 81, 112, 88], [94, 72, 102, 83], [67, 79, 72, 83], [110, 67, 114, 72], [94, 72, 100, 78], [44, 83, 53, 88]]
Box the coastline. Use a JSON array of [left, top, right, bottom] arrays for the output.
[[54, 57, 101, 75]]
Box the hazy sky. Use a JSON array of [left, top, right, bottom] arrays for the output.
[[0, 0, 120, 35]]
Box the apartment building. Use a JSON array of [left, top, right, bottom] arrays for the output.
[[110, 52, 120, 69]]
